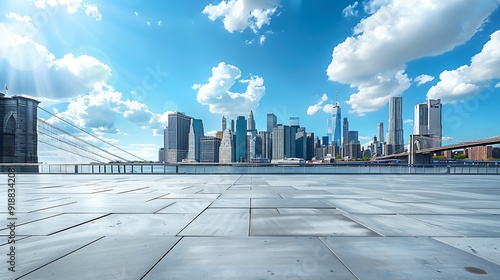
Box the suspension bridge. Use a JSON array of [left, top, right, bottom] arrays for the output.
[[36, 106, 146, 164]]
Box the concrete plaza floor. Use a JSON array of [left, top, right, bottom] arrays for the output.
[[1, 174, 500, 279]]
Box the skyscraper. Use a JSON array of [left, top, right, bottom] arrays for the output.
[[266, 113, 277, 132], [388, 96, 404, 152], [187, 118, 204, 162], [248, 110, 256, 131], [331, 100, 342, 147], [200, 136, 221, 162], [414, 99, 442, 147], [290, 117, 300, 126], [221, 116, 227, 131], [219, 129, 234, 163], [166, 112, 192, 163], [272, 124, 292, 160], [230, 119, 235, 132], [378, 122, 384, 143], [235, 116, 247, 162]]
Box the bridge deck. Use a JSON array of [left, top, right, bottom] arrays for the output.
[[2, 174, 500, 279]]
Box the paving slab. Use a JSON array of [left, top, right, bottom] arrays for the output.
[[320, 237, 500, 279], [0, 213, 107, 236], [250, 209, 379, 236], [143, 237, 357, 279], [433, 237, 500, 265], [0, 233, 101, 277], [55, 213, 196, 236], [20, 236, 180, 279], [346, 214, 462, 237], [408, 215, 500, 237], [251, 198, 333, 208], [179, 211, 249, 236]]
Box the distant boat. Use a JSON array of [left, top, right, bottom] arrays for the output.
[[271, 158, 305, 165]]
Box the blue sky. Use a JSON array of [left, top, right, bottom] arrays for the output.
[[1, 0, 500, 160]]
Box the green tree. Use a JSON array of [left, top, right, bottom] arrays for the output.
[[454, 154, 467, 160]]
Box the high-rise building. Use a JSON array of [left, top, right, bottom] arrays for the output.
[[414, 99, 442, 147], [219, 129, 234, 163], [158, 148, 165, 163], [348, 131, 359, 144], [187, 118, 204, 162], [341, 117, 349, 158], [235, 116, 247, 162], [290, 117, 300, 126], [322, 136, 329, 146], [272, 124, 294, 159], [0, 94, 39, 168], [230, 119, 235, 132], [388, 96, 404, 153], [267, 113, 277, 132], [331, 100, 342, 147], [248, 110, 256, 131], [166, 112, 191, 163], [378, 122, 384, 143], [306, 133, 315, 160], [247, 131, 256, 160], [200, 136, 221, 162], [295, 128, 307, 159], [163, 126, 168, 162], [222, 116, 227, 131], [255, 131, 271, 161]]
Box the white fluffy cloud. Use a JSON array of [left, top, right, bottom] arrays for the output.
[[50, 82, 169, 134], [428, 30, 500, 103], [346, 70, 411, 115], [0, 23, 111, 98], [414, 74, 435, 86], [33, 0, 101, 20], [327, 0, 499, 115], [193, 62, 265, 117], [306, 93, 328, 115], [5, 12, 31, 23], [84, 3, 102, 21], [342, 2, 359, 18], [202, 0, 280, 33]]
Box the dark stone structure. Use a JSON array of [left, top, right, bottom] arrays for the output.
[[0, 92, 40, 171]]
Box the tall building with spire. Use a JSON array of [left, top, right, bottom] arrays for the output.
[[248, 110, 256, 131], [186, 118, 204, 162], [331, 99, 342, 148], [221, 116, 227, 131], [219, 129, 234, 162]]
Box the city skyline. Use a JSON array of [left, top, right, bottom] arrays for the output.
[[1, 1, 500, 160]]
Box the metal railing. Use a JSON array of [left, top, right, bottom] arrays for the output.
[[2, 162, 499, 174]]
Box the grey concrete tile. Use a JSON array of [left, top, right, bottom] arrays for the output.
[[143, 237, 357, 279], [155, 199, 213, 214], [434, 237, 500, 265], [0, 214, 107, 236], [320, 237, 500, 279], [250, 209, 379, 236], [251, 198, 333, 208], [54, 213, 196, 236], [21, 236, 180, 279], [346, 214, 462, 237], [408, 215, 500, 237], [179, 212, 249, 236]]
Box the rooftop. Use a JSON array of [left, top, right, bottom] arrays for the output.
[[1, 174, 500, 279]]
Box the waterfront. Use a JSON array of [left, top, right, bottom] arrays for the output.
[[33, 162, 500, 174], [1, 174, 499, 279]]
